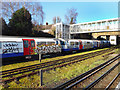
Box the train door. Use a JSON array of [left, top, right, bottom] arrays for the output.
[[79, 40, 83, 50], [22, 39, 35, 55], [96, 41, 99, 48]]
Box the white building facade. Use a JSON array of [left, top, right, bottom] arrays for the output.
[[55, 22, 70, 40]]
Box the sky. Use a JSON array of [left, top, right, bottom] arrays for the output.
[[40, 2, 118, 25], [1, 1, 118, 25]]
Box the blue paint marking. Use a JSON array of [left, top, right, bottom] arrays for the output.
[[82, 46, 84, 49], [62, 49, 70, 52], [72, 48, 79, 51], [93, 46, 97, 48], [0, 53, 24, 58], [62, 48, 79, 52]]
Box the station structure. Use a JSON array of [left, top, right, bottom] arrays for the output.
[[55, 18, 120, 45]]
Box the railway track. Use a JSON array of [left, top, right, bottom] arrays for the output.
[[53, 54, 120, 90], [0, 47, 117, 87]]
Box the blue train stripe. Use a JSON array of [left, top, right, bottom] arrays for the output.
[[72, 48, 79, 50], [62, 49, 70, 51], [62, 48, 79, 51], [0, 53, 24, 58]]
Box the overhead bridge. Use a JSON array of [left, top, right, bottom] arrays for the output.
[[70, 18, 120, 34], [55, 18, 120, 45]]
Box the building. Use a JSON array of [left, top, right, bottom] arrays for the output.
[[55, 18, 120, 45]]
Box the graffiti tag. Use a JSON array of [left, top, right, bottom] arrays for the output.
[[2, 43, 20, 54], [35, 45, 61, 54]]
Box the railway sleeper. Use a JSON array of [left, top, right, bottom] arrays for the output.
[[1, 48, 112, 76], [84, 62, 120, 89], [14, 78, 20, 84], [2, 81, 9, 88], [1, 48, 116, 85]]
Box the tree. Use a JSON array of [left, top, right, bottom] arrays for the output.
[[8, 7, 32, 36], [0, 18, 9, 35], [53, 17, 56, 24], [2, 2, 44, 25], [57, 16, 61, 23], [53, 16, 61, 24], [65, 8, 78, 24]]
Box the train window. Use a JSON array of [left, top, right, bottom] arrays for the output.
[[111, 39, 115, 41], [75, 42, 78, 45], [31, 40, 35, 47], [56, 41, 58, 45], [70, 42, 74, 45], [0, 42, 1, 49], [87, 42, 90, 44], [47, 42, 55, 45], [37, 42, 46, 46], [24, 40, 28, 48], [60, 41, 65, 45]]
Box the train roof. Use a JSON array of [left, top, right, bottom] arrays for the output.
[[67, 39, 95, 41], [0, 35, 55, 42]]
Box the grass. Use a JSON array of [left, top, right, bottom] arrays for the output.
[[2, 47, 110, 71], [1, 46, 119, 89], [1, 47, 118, 88]]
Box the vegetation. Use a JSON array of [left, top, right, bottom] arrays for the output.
[[1, 47, 118, 88], [8, 7, 32, 36], [65, 8, 78, 24], [1, 18, 9, 35], [1, 8, 54, 37], [2, 2, 44, 25], [1, 2, 54, 37], [2, 48, 109, 71], [53, 16, 61, 24]]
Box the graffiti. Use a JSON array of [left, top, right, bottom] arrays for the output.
[[3, 47, 19, 54], [34, 44, 61, 54], [2, 43, 20, 54], [3, 43, 18, 47]]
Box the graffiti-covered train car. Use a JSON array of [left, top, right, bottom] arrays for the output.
[[0, 36, 62, 59], [34, 38, 61, 54], [0, 36, 110, 59], [0, 37, 24, 58]]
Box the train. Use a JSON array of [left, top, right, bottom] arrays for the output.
[[0, 36, 110, 59]]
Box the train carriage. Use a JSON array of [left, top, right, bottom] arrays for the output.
[[93, 40, 98, 49], [81, 40, 93, 49], [0, 36, 62, 59], [68, 39, 80, 51], [60, 39, 83, 52], [0, 37, 24, 58], [0, 36, 111, 59], [34, 38, 61, 54]]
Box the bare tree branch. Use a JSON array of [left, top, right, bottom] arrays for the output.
[[65, 8, 78, 24], [2, 1, 44, 25], [53, 16, 61, 24]]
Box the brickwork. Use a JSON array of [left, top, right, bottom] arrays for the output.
[[92, 31, 120, 38]]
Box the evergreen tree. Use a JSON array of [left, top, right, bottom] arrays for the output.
[[1, 18, 9, 35], [9, 7, 33, 36]]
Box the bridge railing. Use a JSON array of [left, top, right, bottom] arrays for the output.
[[70, 18, 120, 33]]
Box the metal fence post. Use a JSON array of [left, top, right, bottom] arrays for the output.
[[40, 69, 43, 86], [39, 53, 41, 62]]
